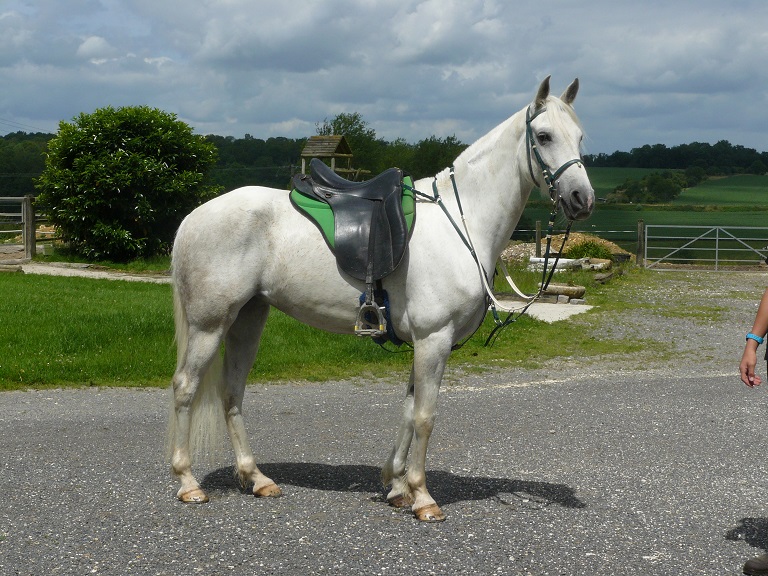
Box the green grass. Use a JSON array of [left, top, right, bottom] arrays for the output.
[[34, 249, 172, 274], [675, 174, 768, 206], [0, 273, 175, 388], [0, 262, 656, 390], [519, 170, 768, 252], [584, 168, 768, 206]]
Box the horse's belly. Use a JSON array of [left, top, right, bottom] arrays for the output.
[[260, 260, 363, 335], [243, 197, 365, 333]]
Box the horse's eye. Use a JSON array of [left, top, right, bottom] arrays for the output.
[[537, 132, 551, 144]]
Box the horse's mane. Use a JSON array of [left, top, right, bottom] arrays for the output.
[[420, 95, 585, 189]]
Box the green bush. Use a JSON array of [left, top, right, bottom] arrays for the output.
[[564, 240, 614, 260], [36, 106, 222, 261]]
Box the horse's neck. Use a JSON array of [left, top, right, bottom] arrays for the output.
[[436, 111, 533, 270]]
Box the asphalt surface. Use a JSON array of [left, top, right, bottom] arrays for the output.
[[2, 268, 768, 575]]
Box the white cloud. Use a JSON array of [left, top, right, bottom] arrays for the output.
[[1, 0, 768, 153], [76, 36, 116, 62]]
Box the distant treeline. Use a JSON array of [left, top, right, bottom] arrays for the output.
[[0, 130, 467, 196], [584, 141, 768, 175], [204, 132, 468, 190], [1, 130, 766, 198]]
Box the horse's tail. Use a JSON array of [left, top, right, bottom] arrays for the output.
[[167, 274, 227, 466]]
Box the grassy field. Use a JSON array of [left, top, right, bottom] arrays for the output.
[[584, 168, 768, 206], [584, 167, 659, 198], [518, 169, 768, 251], [0, 263, 654, 390], [675, 174, 768, 206], [584, 168, 768, 207]]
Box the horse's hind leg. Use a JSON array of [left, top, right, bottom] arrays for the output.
[[223, 298, 281, 498], [171, 328, 224, 503]]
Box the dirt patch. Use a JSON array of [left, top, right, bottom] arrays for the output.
[[501, 232, 631, 262], [0, 245, 25, 261]]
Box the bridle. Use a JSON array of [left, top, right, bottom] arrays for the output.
[[402, 104, 588, 347], [525, 105, 584, 206]]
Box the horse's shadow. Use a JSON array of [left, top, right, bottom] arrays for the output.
[[201, 462, 586, 510], [726, 518, 768, 552]]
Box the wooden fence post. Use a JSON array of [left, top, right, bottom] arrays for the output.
[[636, 219, 644, 267], [22, 195, 35, 260]]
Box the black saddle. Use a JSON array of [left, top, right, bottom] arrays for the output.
[[291, 158, 414, 284]]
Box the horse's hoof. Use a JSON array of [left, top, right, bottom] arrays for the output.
[[178, 488, 209, 503], [387, 494, 413, 509], [414, 504, 446, 522], [254, 483, 282, 498]]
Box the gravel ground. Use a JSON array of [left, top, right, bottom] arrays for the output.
[[1, 269, 768, 575]]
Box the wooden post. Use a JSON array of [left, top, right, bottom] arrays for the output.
[[636, 219, 644, 267], [22, 195, 35, 260], [535, 220, 542, 258]]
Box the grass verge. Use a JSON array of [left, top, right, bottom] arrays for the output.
[[0, 262, 665, 390]]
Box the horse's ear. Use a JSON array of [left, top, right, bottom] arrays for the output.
[[561, 78, 579, 105], [535, 75, 551, 109]]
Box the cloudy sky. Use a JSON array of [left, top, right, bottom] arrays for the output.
[[1, 0, 767, 154]]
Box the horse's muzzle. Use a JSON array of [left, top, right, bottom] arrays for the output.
[[561, 187, 595, 221]]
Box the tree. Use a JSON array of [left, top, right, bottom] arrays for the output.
[[379, 137, 415, 173], [645, 173, 681, 202], [315, 112, 385, 174], [684, 166, 707, 187], [748, 160, 767, 175], [36, 106, 221, 261], [410, 135, 468, 179], [612, 171, 683, 204], [0, 132, 52, 196]]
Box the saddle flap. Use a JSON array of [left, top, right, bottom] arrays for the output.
[[290, 162, 415, 282]]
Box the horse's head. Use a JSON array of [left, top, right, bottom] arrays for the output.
[[526, 76, 594, 221]]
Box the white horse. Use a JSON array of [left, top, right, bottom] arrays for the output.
[[169, 76, 595, 522]]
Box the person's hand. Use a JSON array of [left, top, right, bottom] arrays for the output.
[[741, 346, 762, 387]]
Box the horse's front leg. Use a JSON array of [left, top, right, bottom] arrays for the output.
[[385, 333, 452, 522]]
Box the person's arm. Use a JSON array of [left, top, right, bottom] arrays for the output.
[[740, 288, 768, 387]]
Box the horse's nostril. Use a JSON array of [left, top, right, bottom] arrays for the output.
[[565, 188, 594, 219], [571, 190, 584, 209]]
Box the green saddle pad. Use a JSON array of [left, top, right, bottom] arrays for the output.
[[289, 175, 415, 249]]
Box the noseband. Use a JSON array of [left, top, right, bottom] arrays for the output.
[[525, 106, 583, 207]]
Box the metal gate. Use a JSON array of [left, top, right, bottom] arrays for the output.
[[643, 225, 768, 270]]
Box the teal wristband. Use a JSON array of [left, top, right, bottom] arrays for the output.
[[747, 333, 765, 345]]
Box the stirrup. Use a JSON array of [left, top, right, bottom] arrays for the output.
[[355, 302, 387, 338]]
